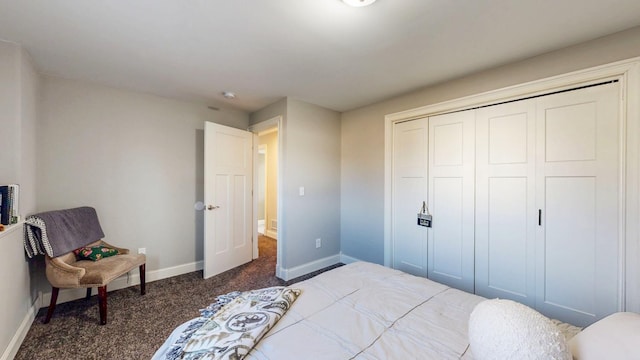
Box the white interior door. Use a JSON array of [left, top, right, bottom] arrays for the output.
[[428, 111, 475, 292], [204, 122, 253, 279], [392, 118, 429, 276], [475, 99, 536, 306], [535, 82, 620, 326]]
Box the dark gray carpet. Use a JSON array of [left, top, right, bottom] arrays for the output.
[[15, 236, 342, 360]]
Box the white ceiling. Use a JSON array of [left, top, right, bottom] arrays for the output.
[[1, 0, 640, 113]]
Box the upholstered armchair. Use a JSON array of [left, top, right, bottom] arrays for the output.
[[43, 239, 146, 325], [23, 206, 146, 325], [43, 240, 146, 325]]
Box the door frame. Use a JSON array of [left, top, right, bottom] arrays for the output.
[[384, 57, 640, 313], [249, 116, 283, 272]]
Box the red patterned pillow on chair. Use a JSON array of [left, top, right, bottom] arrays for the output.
[[73, 245, 119, 261]]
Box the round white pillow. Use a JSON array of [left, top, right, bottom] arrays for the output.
[[468, 299, 571, 360]]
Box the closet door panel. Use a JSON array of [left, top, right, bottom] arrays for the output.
[[545, 103, 597, 162], [475, 100, 536, 306], [392, 118, 429, 276], [489, 112, 529, 164], [544, 177, 596, 313], [428, 111, 475, 293], [433, 122, 463, 165], [431, 177, 464, 278], [536, 82, 620, 327], [487, 177, 528, 296], [393, 177, 427, 275]]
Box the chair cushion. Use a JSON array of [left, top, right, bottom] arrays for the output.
[[74, 253, 146, 286]]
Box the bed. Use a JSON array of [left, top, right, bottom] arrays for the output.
[[153, 261, 637, 360]]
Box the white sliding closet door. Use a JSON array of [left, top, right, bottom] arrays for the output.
[[428, 111, 475, 292], [535, 83, 620, 327], [475, 100, 537, 307], [392, 118, 429, 276]]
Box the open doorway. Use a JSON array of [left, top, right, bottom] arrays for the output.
[[257, 128, 278, 240], [250, 116, 282, 277], [257, 145, 267, 235]]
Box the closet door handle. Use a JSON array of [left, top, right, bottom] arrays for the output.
[[538, 209, 542, 226]]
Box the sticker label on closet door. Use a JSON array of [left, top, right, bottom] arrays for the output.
[[417, 213, 432, 227]]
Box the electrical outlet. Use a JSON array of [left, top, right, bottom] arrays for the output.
[[315, 238, 321, 248], [138, 248, 146, 254]]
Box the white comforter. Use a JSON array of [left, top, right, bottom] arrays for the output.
[[155, 262, 486, 359], [246, 262, 483, 359]]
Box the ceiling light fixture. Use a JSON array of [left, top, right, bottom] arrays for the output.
[[222, 91, 236, 100], [342, 0, 376, 7]]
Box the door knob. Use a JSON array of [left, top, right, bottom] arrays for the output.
[[194, 201, 220, 211]]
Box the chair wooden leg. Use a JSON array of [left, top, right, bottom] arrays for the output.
[[139, 264, 146, 295], [86, 288, 92, 300], [98, 285, 107, 325], [43, 287, 59, 324]]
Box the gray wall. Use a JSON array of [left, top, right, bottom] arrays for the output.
[[250, 98, 341, 272], [0, 41, 38, 360], [250, 99, 287, 126], [340, 26, 640, 263], [0, 41, 38, 215], [37, 76, 249, 274], [284, 99, 341, 268], [0, 42, 20, 185]]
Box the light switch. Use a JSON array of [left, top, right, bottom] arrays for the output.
[[299, 186, 305, 196]]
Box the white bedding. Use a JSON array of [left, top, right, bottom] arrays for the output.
[[154, 262, 579, 359]]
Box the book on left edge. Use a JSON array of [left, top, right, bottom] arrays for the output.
[[0, 186, 9, 225], [9, 184, 19, 224]]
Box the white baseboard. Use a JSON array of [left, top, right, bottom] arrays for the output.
[[340, 252, 362, 265], [276, 253, 362, 282], [1, 300, 37, 360], [39, 260, 203, 309], [265, 229, 277, 239], [277, 254, 342, 281]]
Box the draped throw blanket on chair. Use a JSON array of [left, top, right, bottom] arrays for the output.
[[24, 206, 105, 258], [23, 206, 146, 325]]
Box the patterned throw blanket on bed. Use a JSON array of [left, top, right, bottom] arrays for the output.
[[166, 286, 301, 360]]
